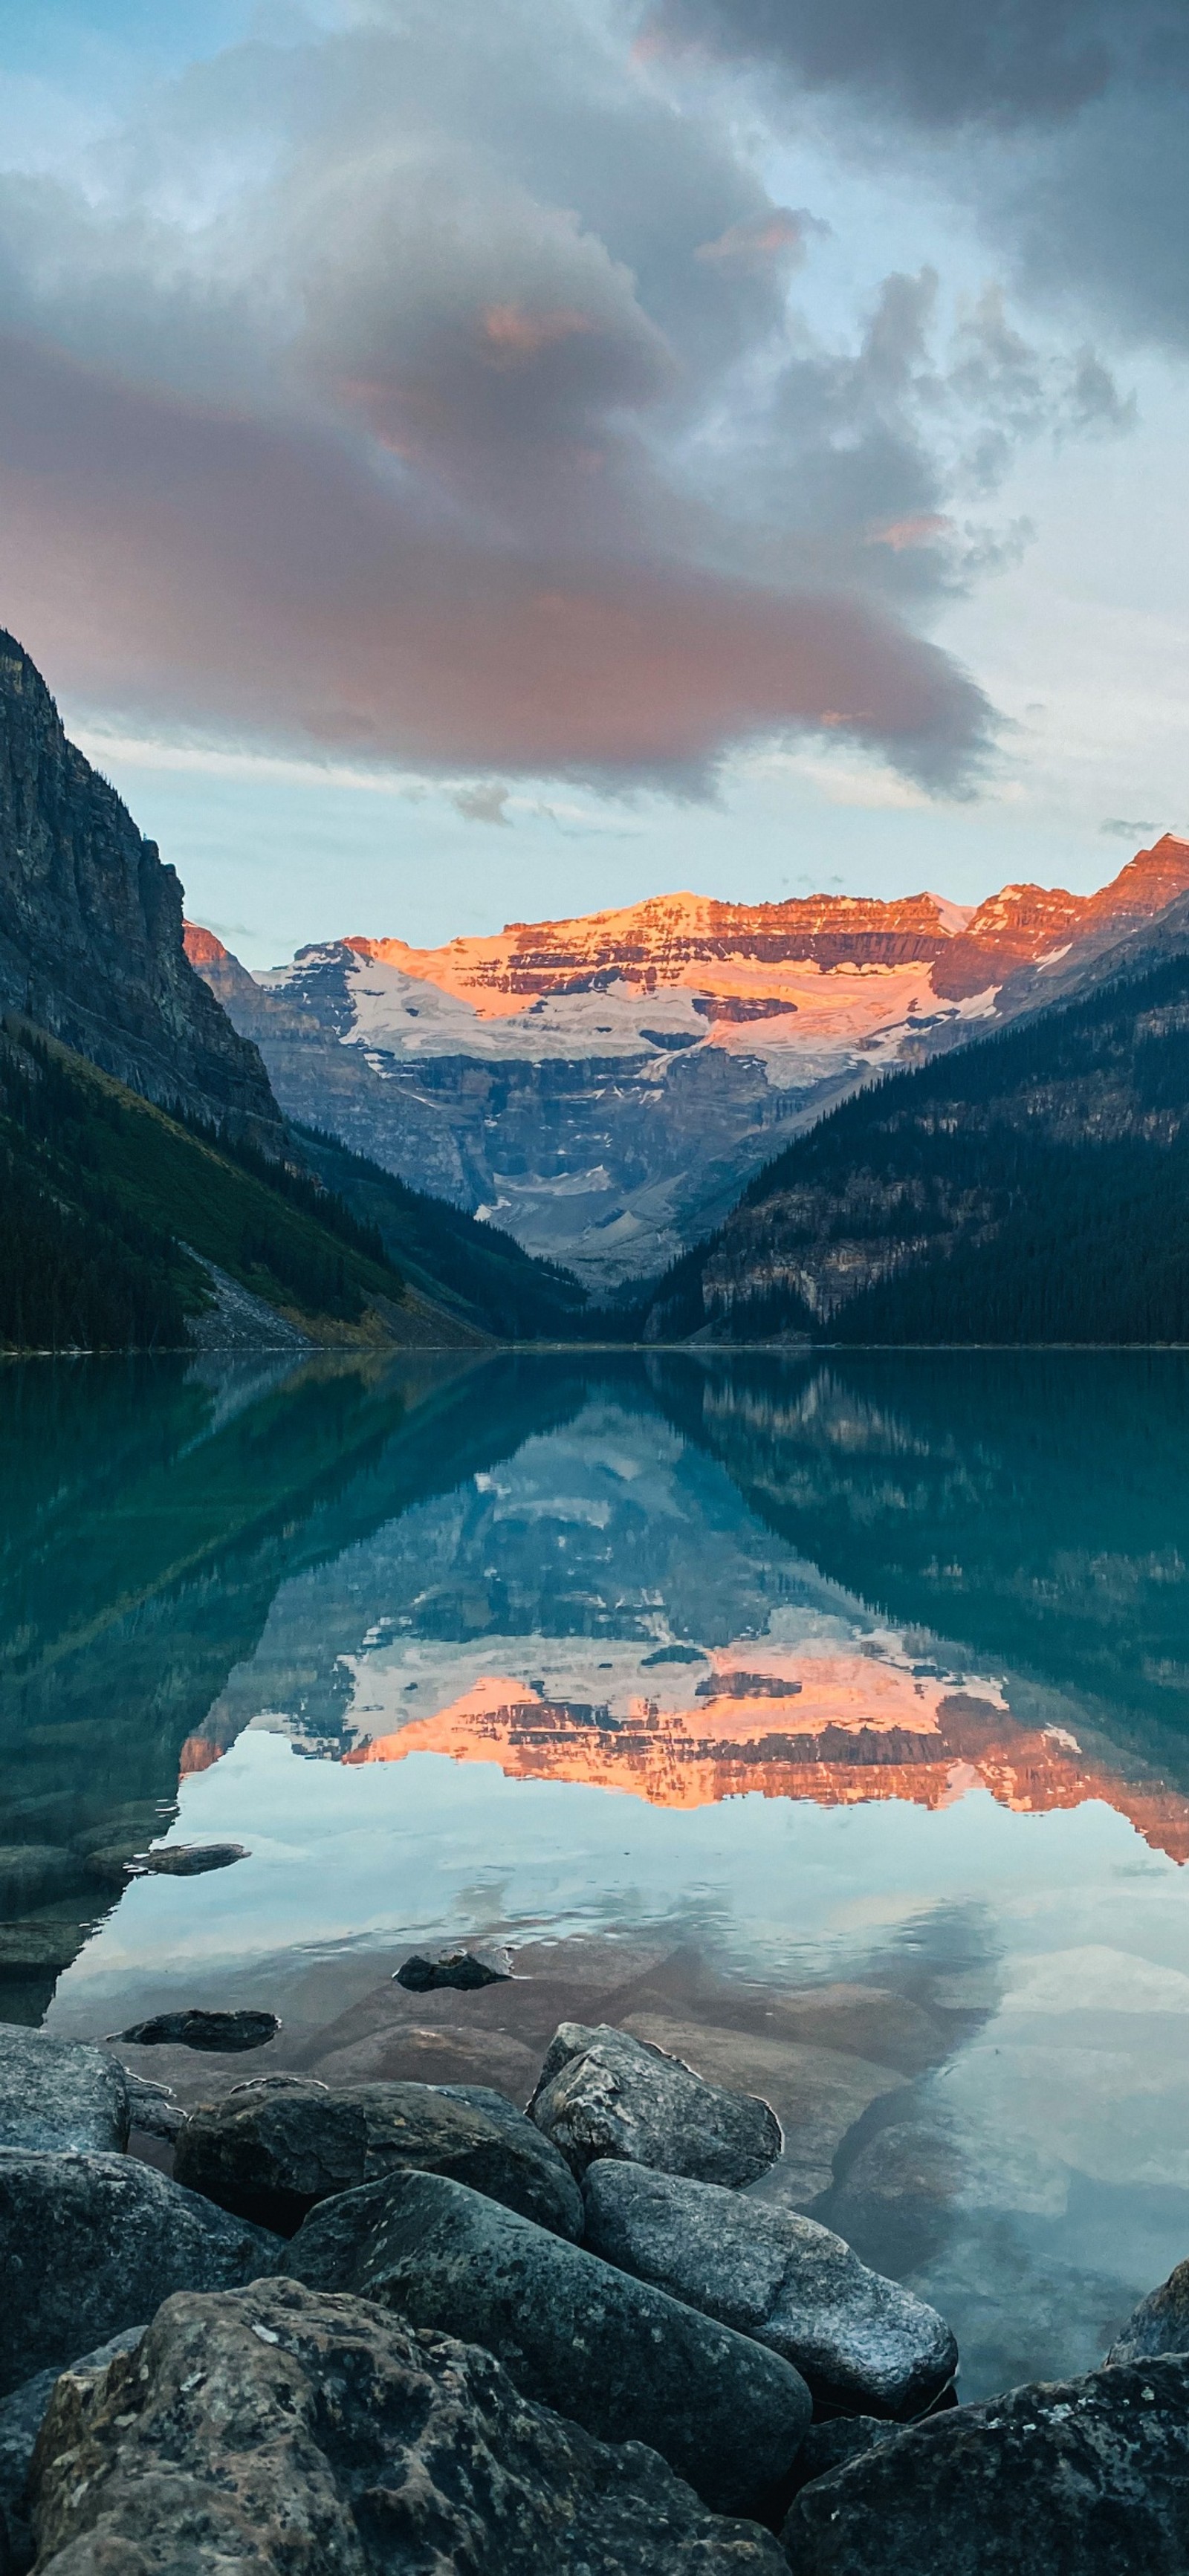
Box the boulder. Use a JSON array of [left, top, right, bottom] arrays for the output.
[[175, 2073, 583, 2239], [113, 2008, 278, 2052], [0, 2329, 145, 2575], [395, 1947, 512, 1992], [782, 2355, 1189, 2574], [616, 2012, 906, 2208], [122, 2074, 184, 2144], [583, 2165, 956, 2418], [528, 2022, 782, 2187], [0, 2028, 128, 2155], [128, 1843, 247, 1877], [783, 2415, 901, 2504], [30, 2277, 788, 2575], [285, 2166, 811, 2514], [175, 2077, 365, 2231], [0, 2150, 280, 2398], [1108, 2258, 1189, 2363]]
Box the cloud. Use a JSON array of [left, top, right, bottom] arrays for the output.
[[694, 207, 823, 267], [647, 1, 1189, 355], [0, 0, 1135, 794], [645, 0, 1182, 133], [0, 328, 996, 788], [455, 781, 512, 825], [1101, 816, 1156, 837]]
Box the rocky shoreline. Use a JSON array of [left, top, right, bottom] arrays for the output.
[[1, 2015, 1187, 2571]]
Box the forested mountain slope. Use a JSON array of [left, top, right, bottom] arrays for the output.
[[640, 943, 1189, 1346], [293, 1122, 590, 1343], [0, 1023, 477, 1352]]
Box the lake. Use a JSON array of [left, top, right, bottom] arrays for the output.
[[6, 1343, 1189, 2403]]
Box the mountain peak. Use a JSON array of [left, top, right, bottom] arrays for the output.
[[0, 630, 281, 1138]]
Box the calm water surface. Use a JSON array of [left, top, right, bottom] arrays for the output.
[[6, 1346, 1189, 2401]]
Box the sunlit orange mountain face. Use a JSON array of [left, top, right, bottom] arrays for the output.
[[186, 838, 1189, 1285], [341, 1647, 1189, 1864]]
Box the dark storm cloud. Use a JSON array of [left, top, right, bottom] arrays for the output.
[[646, 0, 1183, 131], [647, 0, 1189, 352], [0, 1, 1133, 787]]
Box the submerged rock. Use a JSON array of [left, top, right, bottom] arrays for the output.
[[1107, 2258, 1189, 2362], [0, 2329, 145, 2576], [176, 2074, 583, 2239], [285, 2165, 811, 2515], [0, 2028, 129, 2155], [583, 2164, 956, 2418], [127, 1843, 248, 1878], [782, 2355, 1189, 2574], [114, 2008, 279, 2052], [30, 2277, 788, 2575], [0, 2150, 280, 2398], [528, 2021, 782, 2187], [394, 1947, 512, 1992]]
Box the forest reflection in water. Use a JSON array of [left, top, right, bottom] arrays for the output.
[[7, 1344, 1189, 2398]]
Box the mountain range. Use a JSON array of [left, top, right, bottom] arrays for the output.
[[187, 838, 1189, 1287], [8, 614, 1189, 1350]]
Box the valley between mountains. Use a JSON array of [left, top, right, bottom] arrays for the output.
[[188, 840, 1189, 1293], [7, 617, 1189, 1350]]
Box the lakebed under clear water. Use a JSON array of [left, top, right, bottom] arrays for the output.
[[7, 1344, 1189, 2401]]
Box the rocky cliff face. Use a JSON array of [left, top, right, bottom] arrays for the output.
[[0, 632, 279, 1138], [187, 842, 1189, 1282]]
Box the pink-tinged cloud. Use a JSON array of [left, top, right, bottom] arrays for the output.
[[696, 210, 811, 265], [0, 333, 991, 785], [869, 513, 953, 551], [480, 302, 597, 357]]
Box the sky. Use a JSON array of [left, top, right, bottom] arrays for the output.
[[0, 0, 1186, 963]]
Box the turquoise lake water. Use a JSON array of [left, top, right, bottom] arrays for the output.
[[6, 1346, 1189, 2400]]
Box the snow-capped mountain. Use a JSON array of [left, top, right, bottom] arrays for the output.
[[187, 838, 1189, 1285]]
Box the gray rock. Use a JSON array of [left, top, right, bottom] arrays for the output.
[[0, 2331, 145, 2575], [0, 2028, 128, 2155], [128, 1843, 248, 1878], [122, 2074, 184, 2144], [529, 2021, 782, 2187], [113, 2008, 278, 2052], [175, 2078, 366, 2232], [0, 2150, 280, 2398], [395, 1947, 512, 1991], [782, 2355, 1189, 2574], [784, 2416, 902, 2504], [176, 2074, 583, 2239], [583, 2164, 956, 2418], [1108, 2258, 1189, 2363], [285, 2165, 811, 2515], [279, 2175, 409, 2287], [30, 2277, 788, 2575]]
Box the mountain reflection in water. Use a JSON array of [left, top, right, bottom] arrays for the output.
[[6, 1347, 1189, 1991], [11, 1346, 1189, 2403], [344, 1661, 1189, 1861]]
